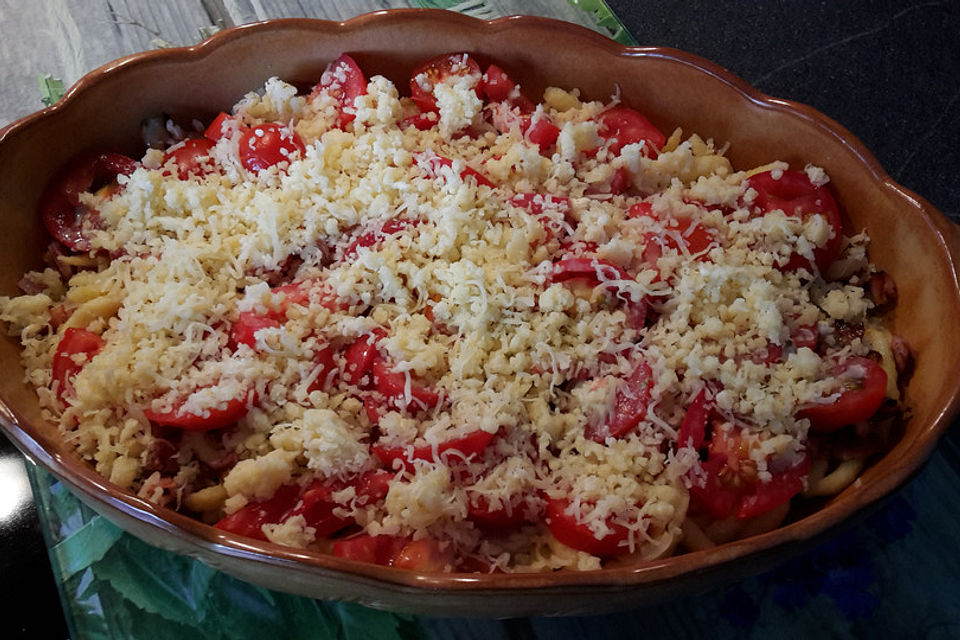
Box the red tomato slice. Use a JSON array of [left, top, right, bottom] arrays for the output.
[[307, 345, 338, 392], [791, 324, 819, 351], [676, 388, 709, 451], [415, 152, 495, 188], [343, 217, 418, 258], [343, 330, 385, 385], [230, 310, 281, 349], [745, 170, 843, 273], [332, 534, 412, 566], [204, 112, 235, 141], [372, 430, 495, 470], [409, 52, 483, 113], [690, 427, 810, 520], [400, 111, 438, 130], [586, 359, 654, 442], [482, 64, 516, 102], [797, 356, 887, 432], [597, 106, 666, 157], [371, 358, 441, 411], [238, 123, 305, 173], [628, 202, 655, 219], [310, 54, 367, 128], [52, 327, 105, 402], [163, 138, 216, 179], [545, 498, 632, 557], [467, 494, 534, 531], [551, 257, 632, 290], [392, 538, 452, 571], [144, 387, 255, 431], [214, 483, 301, 540], [288, 481, 351, 537], [40, 151, 138, 251], [526, 118, 561, 148]]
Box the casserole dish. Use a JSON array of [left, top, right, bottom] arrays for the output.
[[0, 10, 958, 616]]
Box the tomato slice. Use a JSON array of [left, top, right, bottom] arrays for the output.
[[392, 538, 452, 571], [372, 430, 495, 471], [745, 170, 843, 273], [467, 494, 534, 531], [690, 427, 810, 520], [586, 360, 654, 442], [415, 152, 495, 188], [40, 151, 138, 251], [551, 257, 632, 290], [230, 311, 281, 350], [52, 327, 105, 402], [545, 498, 632, 557], [310, 54, 367, 128], [676, 388, 709, 451], [797, 356, 887, 432], [481, 64, 516, 103], [238, 123, 305, 173], [216, 470, 389, 541], [204, 112, 235, 141], [371, 358, 441, 411], [333, 534, 409, 565], [628, 202, 655, 219], [144, 387, 255, 431], [214, 483, 301, 540], [307, 345, 338, 392], [343, 330, 385, 385], [343, 217, 418, 259], [526, 118, 561, 148], [511, 193, 573, 245], [409, 52, 483, 113], [163, 138, 216, 179], [597, 106, 665, 157]]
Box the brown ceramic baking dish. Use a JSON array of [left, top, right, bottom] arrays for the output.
[[0, 10, 958, 617]]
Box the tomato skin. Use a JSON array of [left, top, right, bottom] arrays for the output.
[[481, 64, 515, 102], [586, 359, 654, 442], [342, 330, 384, 385], [307, 345, 338, 392], [52, 327, 105, 401], [343, 217, 418, 259], [40, 151, 138, 251], [214, 483, 301, 540], [144, 388, 255, 431], [238, 123, 305, 173], [415, 152, 495, 188], [333, 534, 408, 564], [550, 257, 632, 290], [597, 106, 665, 157], [689, 427, 810, 520], [372, 430, 495, 471], [545, 498, 631, 557], [798, 357, 887, 432], [230, 310, 281, 349], [371, 358, 441, 411], [467, 495, 533, 531], [204, 112, 234, 141], [676, 388, 709, 451], [163, 138, 216, 179], [409, 52, 483, 113], [745, 170, 843, 273], [310, 54, 367, 128], [526, 118, 560, 148], [392, 538, 452, 571]]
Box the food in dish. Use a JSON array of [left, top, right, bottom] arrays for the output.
[[0, 52, 911, 572]]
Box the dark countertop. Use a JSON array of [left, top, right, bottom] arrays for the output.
[[1, 1, 958, 637]]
